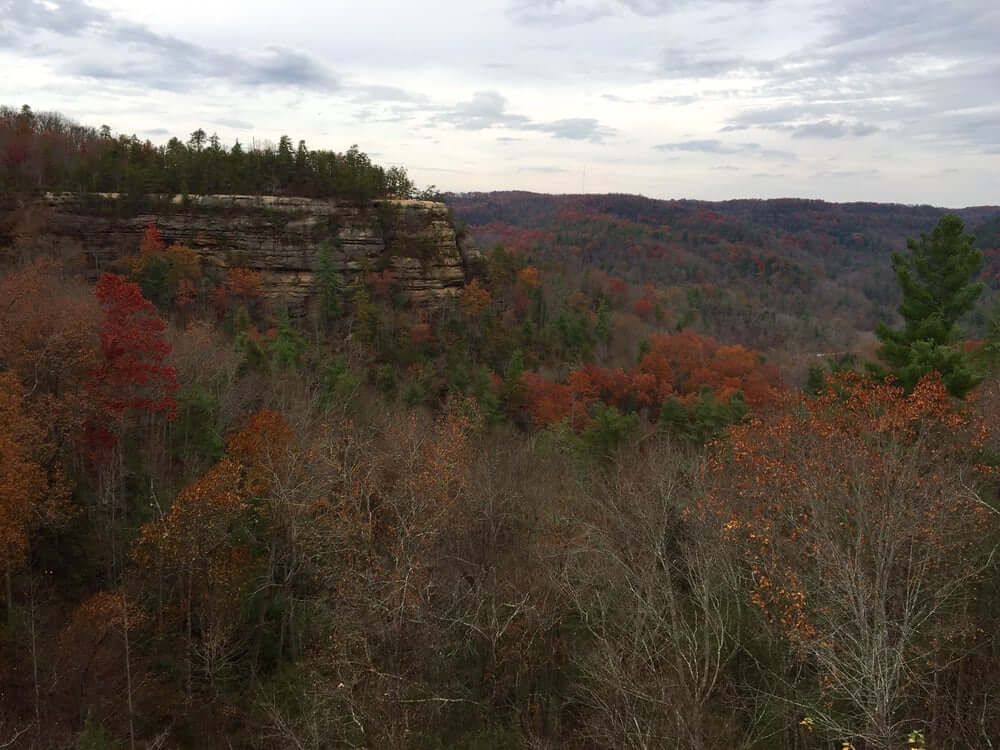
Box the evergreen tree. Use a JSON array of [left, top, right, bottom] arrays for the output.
[[582, 404, 638, 459], [875, 214, 983, 397], [272, 308, 306, 370], [807, 363, 827, 396], [660, 387, 748, 445], [187, 128, 206, 152]]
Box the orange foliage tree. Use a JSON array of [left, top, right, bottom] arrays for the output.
[[214, 267, 265, 321], [133, 456, 250, 695], [460, 278, 492, 317], [0, 372, 70, 599], [518, 265, 540, 289], [632, 295, 654, 320], [704, 372, 998, 747], [639, 331, 782, 407], [133, 409, 301, 690], [0, 259, 100, 457], [521, 331, 783, 429], [138, 222, 166, 256]]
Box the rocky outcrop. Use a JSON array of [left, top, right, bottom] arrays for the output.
[[36, 193, 484, 308]]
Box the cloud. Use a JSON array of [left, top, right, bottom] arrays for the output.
[[413, 166, 471, 173], [653, 139, 794, 160], [437, 91, 614, 141], [436, 91, 532, 130], [3, 0, 105, 35], [725, 115, 881, 138], [723, 104, 834, 130], [811, 169, 881, 179], [236, 47, 337, 89], [508, 0, 772, 26], [211, 118, 253, 130], [4, 0, 340, 92], [519, 166, 572, 173], [659, 49, 770, 80], [790, 120, 880, 138], [618, 0, 683, 15], [602, 92, 698, 105], [620, 0, 772, 15], [346, 86, 434, 126], [351, 85, 429, 104], [507, 0, 615, 27], [924, 110, 1000, 152], [651, 94, 698, 106], [354, 103, 430, 125], [706, 0, 1000, 153], [527, 118, 615, 141]]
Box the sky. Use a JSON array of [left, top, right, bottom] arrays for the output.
[[2, 0, 999, 206]]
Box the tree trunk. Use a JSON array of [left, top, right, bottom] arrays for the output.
[[122, 591, 136, 750], [28, 580, 41, 744], [186, 570, 194, 703], [4, 568, 12, 629]]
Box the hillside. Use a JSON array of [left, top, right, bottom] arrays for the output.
[[449, 191, 1000, 372]]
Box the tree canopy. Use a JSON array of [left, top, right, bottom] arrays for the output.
[[0, 104, 414, 200], [876, 213, 983, 396]]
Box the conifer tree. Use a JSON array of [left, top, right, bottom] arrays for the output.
[[272, 308, 305, 370], [875, 214, 983, 396]]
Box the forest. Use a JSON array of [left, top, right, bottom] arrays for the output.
[[0, 105, 414, 201], [2, 109, 1000, 750], [448, 191, 1000, 378]]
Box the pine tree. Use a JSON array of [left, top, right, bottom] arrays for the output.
[[875, 214, 983, 397], [272, 308, 306, 370]]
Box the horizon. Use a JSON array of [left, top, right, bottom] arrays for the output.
[[4, 0, 998, 206], [445, 189, 1000, 212]]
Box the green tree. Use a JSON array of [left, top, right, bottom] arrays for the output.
[[187, 128, 206, 152], [272, 308, 306, 370], [659, 387, 748, 445], [582, 404, 637, 459], [807, 363, 827, 396], [875, 214, 983, 396], [385, 165, 414, 197], [981, 301, 1000, 369]]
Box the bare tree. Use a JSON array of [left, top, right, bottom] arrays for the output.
[[558, 443, 765, 750]]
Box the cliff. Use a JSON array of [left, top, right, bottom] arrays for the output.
[[35, 193, 485, 308]]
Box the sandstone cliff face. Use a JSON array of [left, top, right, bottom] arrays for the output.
[[38, 193, 484, 308]]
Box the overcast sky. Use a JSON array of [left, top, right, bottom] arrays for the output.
[[3, 0, 999, 205]]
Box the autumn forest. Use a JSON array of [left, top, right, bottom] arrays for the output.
[[2, 106, 1000, 750]]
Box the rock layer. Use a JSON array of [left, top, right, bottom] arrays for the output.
[[37, 193, 484, 308]]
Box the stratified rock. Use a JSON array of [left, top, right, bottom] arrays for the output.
[[37, 193, 485, 309]]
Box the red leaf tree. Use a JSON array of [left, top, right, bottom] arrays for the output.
[[88, 274, 178, 454]]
